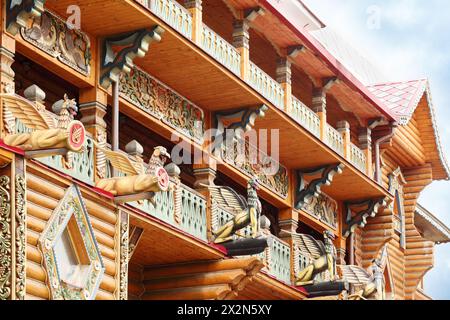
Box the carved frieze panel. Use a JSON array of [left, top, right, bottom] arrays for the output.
[[0, 176, 12, 300], [20, 10, 91, 76], [303, 192, 338, 229], [220, 138, 289, 199], [119, 66, 205, 143]]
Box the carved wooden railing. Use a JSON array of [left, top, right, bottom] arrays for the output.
[[290, 96, 321, 138], [349, 142, 367, 173], [265, 237, 291, 284], [130, 184, 175, 225], [325, 124, 344, 156], [119, 66, 205, 143], [248, 61, 285, 110], [220, 138, 289, 199], [144, 0, 193, 39], [201, 24, 241, 76], [179, 184, 207, 241]]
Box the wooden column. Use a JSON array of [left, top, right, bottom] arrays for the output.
[[0, 32, 15, 94], [337, 120, 351, 159], [359, 128, 373, 177], [312, 87, 327, 141], [185, 0, 203, 45], [233, 19, 250, 81], [276, 57, 292, 113], [79, 88, 109, 181], [193, 158, 217, 241], [279, 209, 299, 284]]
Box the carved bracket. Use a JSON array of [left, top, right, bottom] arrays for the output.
[[100, 26, 165, 89], [214, 104, 269, 143], [6, 0, 45, 35], [343, 197, 388, 237], [294, 164, 344, 210]]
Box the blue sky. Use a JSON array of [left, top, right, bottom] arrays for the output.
[[302, 0, 450, 299]]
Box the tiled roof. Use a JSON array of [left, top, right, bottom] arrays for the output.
[[367, 79, 428, 124]]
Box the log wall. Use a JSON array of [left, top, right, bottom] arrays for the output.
[[25, 164, 119, 300]]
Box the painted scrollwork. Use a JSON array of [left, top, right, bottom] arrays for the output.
[[20, 10, 91, 76], [15, 174, 26, 300], [0, 176, 12, 300], [119, 66, 205, 143]]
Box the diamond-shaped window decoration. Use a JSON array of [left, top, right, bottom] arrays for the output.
[[39, 185, 105, 300]]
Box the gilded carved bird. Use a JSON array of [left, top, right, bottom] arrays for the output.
[[338, 245, 389, 300], [205, 178, 262, 244], [293, 231, 337, 286], [1, 93, 84, 153], [96, 146, 171, 201]]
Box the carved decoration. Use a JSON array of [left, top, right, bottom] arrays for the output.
[[95, 129, 107, 179], [15, 174, 26, 300], [100, 27, 164, 89], [303, 193, 338, 229], [205, 178, 263, 244], [39, 185, 105, 300], [344, 198, 388, 237], [220, 138, 289, 199], [0, 176, 12, 300], [2, 93, 86, 157], [5, 0, 45, 35], [295, 164, 345, 210], [20, 10, 91, 76], [119, 212, 129, 300], [96, 146, 171, 203], [214, 105, 268, 142], [119, 66, 205, 143], [293, 231, 337, 286]]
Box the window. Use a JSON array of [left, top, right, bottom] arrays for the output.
[[40, 185, 105, 300]]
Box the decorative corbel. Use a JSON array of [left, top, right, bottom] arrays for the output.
[[212, 105, 268, 153], [323, 77, 339, 93], [244, 7, 266, 22], [128, 225, 144, 263], [5, 0, 45, 35], [343, 197, 388, 237], [287, 45, 306, 59], [294, 164, 345, 210], [100, 26, 165, 89]]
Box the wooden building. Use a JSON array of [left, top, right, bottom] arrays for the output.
[[0, 0, 448, 300]]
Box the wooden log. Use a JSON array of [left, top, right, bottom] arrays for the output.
[[26, 279, 49, 300], [28, 202, 52, 221], [27, 244, 43, 264], [27, 190, 58, 210], [96, 289, 115, 300], [93, 229, 115, 249], [27, 215, 47, 233], [102, 256, 117, 277], [27, 261, 47, 282], [100, 274, 117, 293], [143, 258, 261, 280], [142, 284, 232, 300], [99, 243, 116, 260], [144, 269, 246, 291], [85, 200, 117, 225]]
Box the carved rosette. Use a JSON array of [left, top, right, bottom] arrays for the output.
[[119, 212, 129, 300], [20, 10, 91, 76], [0, 176, 12, 300], [15, 175, 26, 300]]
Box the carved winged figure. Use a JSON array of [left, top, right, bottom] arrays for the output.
[[294, 231, 337, 286], [206, 178, 262, 244], [1, 93, 85, 154], [95, 146, 171, 200], [338, 246, 388, 300]]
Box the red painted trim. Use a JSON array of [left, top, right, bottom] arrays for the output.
[[260, 0, 396, 121], [0, 140, 25, 155]]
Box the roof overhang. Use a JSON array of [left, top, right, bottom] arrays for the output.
[[415, 204, 450, 244]]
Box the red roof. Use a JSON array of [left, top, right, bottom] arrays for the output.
[[367, 79, 428, 124]]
